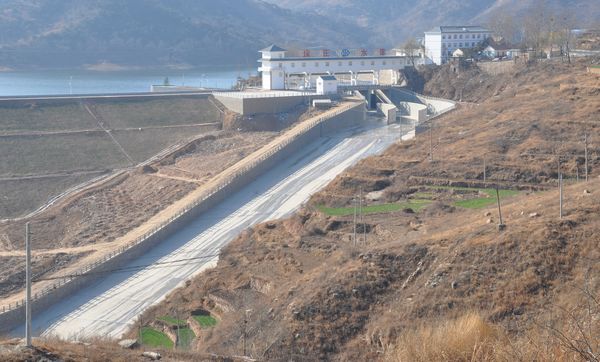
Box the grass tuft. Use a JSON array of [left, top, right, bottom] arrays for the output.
[[388, 313, 498, 362]]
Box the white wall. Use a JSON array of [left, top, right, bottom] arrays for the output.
[[260, 56, 410, 90], [424, 33, 442, 65], [317, 79, 337, 95]]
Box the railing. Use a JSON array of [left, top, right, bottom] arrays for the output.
[[0, 101, 362, 317], [212, 91, 315, 99]]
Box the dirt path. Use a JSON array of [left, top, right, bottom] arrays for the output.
[[83, 103, 135, 165], [149, 173, 201, 184]]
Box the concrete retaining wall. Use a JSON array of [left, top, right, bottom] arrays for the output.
[[214, 93, 329, 115], [477, 61, 515, 76], [387, 87, 456, 119], [0, 93, 212, 107], [0, 101, 365, 334]]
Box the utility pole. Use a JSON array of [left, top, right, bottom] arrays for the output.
[[483, 156, 487, 184], [242, 316, 247, 356], [429, 118, 433, 162], [353, 196, 357, 248], [496, 187, 505, 231], [359, 187, 365, 244], [559, 173, 563, 219], [175, 310, 180, 350], [25, 222, 32, 347], [584, 133, 589, 182], [242, 309, 251, 357]]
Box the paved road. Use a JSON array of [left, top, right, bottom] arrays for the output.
[[17, 117, 407, 339]]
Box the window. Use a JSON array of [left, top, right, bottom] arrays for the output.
[[442, 35, 446, 39], [301, 62, 306, 67], [349, 61, 352, 65], [459, 43, 463, 47], [454, 43, 457, 47], [371, 60, 375, 65], [278, 63, 282, 68], [325, 62, 329, 66], [477, 34, 481, 39], [338, 61, 342, 66], [315, 62, 319, 67], [453, 34, 457, 39], [291, 62, 295, 68], [472, 42, 475, 47], [459, 34, 463, 39], [382, 60, 386, 65], [361, 61, 365, 66]]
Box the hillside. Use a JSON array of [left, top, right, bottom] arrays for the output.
[[1, 0, 599, 70], [131, 60, 600, 360], [269, 0, 600, 46], [0, 0, 367, 69]]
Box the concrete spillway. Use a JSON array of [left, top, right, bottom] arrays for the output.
[[14, 117, 410, 339]]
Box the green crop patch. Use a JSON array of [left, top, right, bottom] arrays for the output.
[[318, 199, 431, 216], [140, 327, 173, 349], [424, 186, 519, 209], [176, 327, 196, 348], [193, 314, 217, 328], [158, 316, 187, 327]]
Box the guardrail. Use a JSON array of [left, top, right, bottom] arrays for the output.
[[0, 100, 362, 321], [212, 91, 315, 99]]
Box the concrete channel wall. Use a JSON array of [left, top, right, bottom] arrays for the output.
[[213, 92, 329, 115], [0, 93, 212, 107], [0, 101, 365, 334]]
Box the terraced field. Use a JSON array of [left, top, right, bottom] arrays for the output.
[[0, 95, 221, 219]]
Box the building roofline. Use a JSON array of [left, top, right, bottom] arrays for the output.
[[260, 44, 287, 52], [258, 55, 405, 62]]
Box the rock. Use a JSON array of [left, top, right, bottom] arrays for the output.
[[529, 212, 540, 218], [486, 218, 493, 224], [142, 351, 162, 360], [118, 339, 138, 349], [583, 189, 591, 195], [484, 211, 492, 217], [451, 281, 458, 289]]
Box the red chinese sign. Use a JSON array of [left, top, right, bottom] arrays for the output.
[[322, 49, 329, 57], [379, 48, 386, 56]]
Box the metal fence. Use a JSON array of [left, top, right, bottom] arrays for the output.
[[212, 91, 315, 99]]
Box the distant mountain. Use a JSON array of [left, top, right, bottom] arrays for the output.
[[0, 0, 597, 70], [0, 0, 369, 70], [267, 0, 600, 46]]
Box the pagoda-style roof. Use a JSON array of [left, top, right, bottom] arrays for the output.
[[260, 44, 286, 52]]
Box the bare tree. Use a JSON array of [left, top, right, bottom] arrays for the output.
[[402, 37, 421, 67], [488, 10, 521, 44], [556, 10, 577, 63], [523, 0, 551, 58]]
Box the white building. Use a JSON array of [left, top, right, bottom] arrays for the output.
[[258, 44, 412, 90], [316, 75, 338, 95], [424, 26, 492, 65]]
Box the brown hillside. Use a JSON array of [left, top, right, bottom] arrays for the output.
[[133, 59, 600, 361]]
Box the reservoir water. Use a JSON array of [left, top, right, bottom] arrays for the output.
[[0, 67, 256, 96]]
